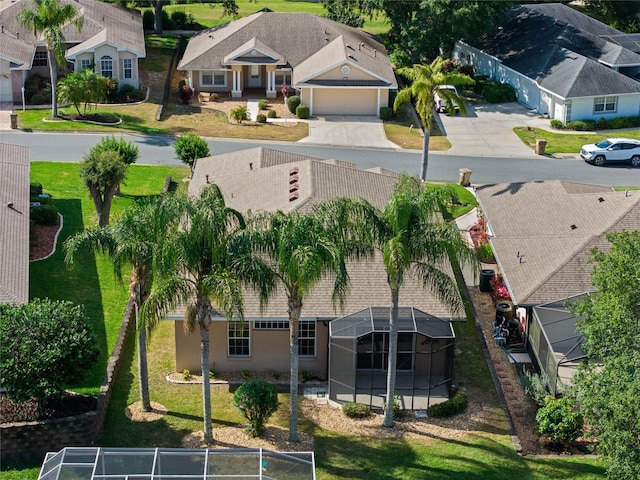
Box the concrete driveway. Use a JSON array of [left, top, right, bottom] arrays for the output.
[[436, 102, 552, 158], [297, 115, 400, 149]]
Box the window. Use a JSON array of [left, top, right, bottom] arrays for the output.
[[80, 59, 92, 70], [123, 58, 132, 79], [254, 320, 289, 330], [565, 100, 572, 123], [201, 70, 226, 87], [357, 332, 414, 371], [593, 96, 617, 114], [299, 321, 316, 357], [100, 56, 113, 78], [275, 70, 290, 87], [33, 51, 47, 67], [228, 321, 250, 357]]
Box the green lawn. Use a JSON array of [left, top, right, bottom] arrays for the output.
[[513, 127, 640, 155]]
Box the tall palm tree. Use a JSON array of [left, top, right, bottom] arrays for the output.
[[394, 57, 474, 181], [18, 0, 84, 118], [235, 210, 349, 443], [64, 196, 181, 412], [141, 185, 245, 444], [320, 174, 478, 427]]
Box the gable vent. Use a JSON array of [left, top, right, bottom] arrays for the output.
[[289, 192, 299, 202], [289, 184, 299, 194], [289, 175, 299, 184], [289, 167, 299, 176]]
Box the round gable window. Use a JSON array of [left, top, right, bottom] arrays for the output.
[[341, 65, 351, 75], [251, 49, 258, 56]]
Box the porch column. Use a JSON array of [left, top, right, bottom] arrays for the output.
[[266, 70, 276, 99], [232, 68, 242, 98], [377, 88, 381, 118], [309, 88, 314, 116]]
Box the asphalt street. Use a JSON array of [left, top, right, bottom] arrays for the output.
[[1, 130, 639, 187]]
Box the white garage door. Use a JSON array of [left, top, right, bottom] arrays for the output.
[[0, 64, 12, 102], [313, 88, 377, 116]]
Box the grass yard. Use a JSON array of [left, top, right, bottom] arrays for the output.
[[513, 127, 640, 155]]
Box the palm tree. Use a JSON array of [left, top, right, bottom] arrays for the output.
[[394, 57, 474, 181], [141, 185, 245, 444], [320, 174, 478, 427], [18, 0, 84, 118], [235, 210, 349, 442], [64, 196, 181, 412]]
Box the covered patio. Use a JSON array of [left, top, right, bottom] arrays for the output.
[[328, 307, 455, 410]]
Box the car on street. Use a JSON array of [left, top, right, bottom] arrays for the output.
[[434, 85, 459, 113], [580, 138, 640, 166]]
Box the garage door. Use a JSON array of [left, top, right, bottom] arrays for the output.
[[0, 65, 12, 102], [313, 88, 377, 116]]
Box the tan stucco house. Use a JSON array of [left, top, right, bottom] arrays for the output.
[[0, 143, 30, 305], [168, 148, 462, 409], [177, 12, 397, 117], [0, 0, 145, 104]]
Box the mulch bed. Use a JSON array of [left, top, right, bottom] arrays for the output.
[[0, 393, 97, 424], [59, 113, 120, 124]]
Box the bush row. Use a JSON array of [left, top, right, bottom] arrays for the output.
[[427, 388, 468, 418], [551, 116, 640, 131], [142, 10, 201, 31], [342, 402, 372, 418]]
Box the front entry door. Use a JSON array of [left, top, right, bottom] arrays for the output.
[[248, 65, 261, 88]]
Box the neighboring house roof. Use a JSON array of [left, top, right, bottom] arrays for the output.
[[474, 5, 640, 98], [475, 180, 640, 306], [181, 147, 462, 320], [0, 0, 145, 63], [0, 143, 31, 305], [0, 31, 35, 69], [178, 12, 396, 89], [525, 2, 623, 37]]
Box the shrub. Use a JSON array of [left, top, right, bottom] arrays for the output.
[[209, 370, 218, 379], [210, 92, 219, 102], [536, 396, 583, 447], [0, 299, 99, 403], [161, 9, 175, 30], [182, 369, 191, 381], [566, 120, 590, 131], [142, 10, 154, 30], [180, 84, 193, 104], [476, 243, 495, 263], [233, 380, 279, 437], [256, 113, 267, 123], [231, 106, 249, 123], [173, 134, 210, 167], [550, 119, 564, 129], [178, 79, 187, 90], [287, 95, 301, 114], [267, 109, 277, 118], [472, 75, 490, 94], [595, 117, 610, 130], [258, 99, 269, 110], [389, 48, 411, 69], [428, 389, 468, 418], [31, 204, 59, 226], [522, 369, 549, 406], [296, 104, 310, 119], [30, 182, 43, 197], [459, 64, 475, 77], [30, 93, 45, 105], [170, 10, 188, 28], [383, 394, 402, 418], [342, 402, 371, 419], [379, 106, 393, 120], [610, 116, 632, 129], [242, 369, 251, 379], [482, 82, 516, 103]]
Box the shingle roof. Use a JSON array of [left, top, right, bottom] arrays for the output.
[[526, 3, 623, 37], [0, 31, 35, 68], [475, 5, 640, 98], [0, 0, 145, 61], [475, 180, 640, 306], [178, 12, 396, 88], [0, 144, 31, 305], [182, 147, 462, 320]]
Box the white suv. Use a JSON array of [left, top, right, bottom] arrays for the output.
[[580, 138, 640, 166], [434, 85, 459, 113]]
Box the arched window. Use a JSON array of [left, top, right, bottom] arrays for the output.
[[100, 56, 113, 78]]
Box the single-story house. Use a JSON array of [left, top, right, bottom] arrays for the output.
[[0, 143, 30, 305], [0, 0, 145, 104], [177, 12, 397, 117], [168, 147, 463, 409], [475, 180, 640, 391], [454, 3, 640, 123]]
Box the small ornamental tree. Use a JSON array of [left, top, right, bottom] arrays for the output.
[[536, 396, 584, 448], [173, 134, 210, 167], [233, 380, 279, 437], [230, 105, 249, 123], [0, 298, 99, 404]]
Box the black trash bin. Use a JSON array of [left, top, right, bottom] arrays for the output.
[[479, 269, 494, 293]]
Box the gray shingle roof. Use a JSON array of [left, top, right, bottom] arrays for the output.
[[0, 143, 30, 305], [0, 31, 35, 68], [526, 3, 623, 37], [183, 147, 462, 320], [475, 180, 640, 306], [178, 12, 396, 89]]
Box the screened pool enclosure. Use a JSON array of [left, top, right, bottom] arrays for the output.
[[38, 447, 316, 480], [329, 307, 455, 410]]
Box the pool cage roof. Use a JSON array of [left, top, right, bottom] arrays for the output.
[[38, 447, 315, 480], [532, 294, 589, 364], [330, 306, 455, 339]]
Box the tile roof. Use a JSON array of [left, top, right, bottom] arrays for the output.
[[475, 180, 640, 306], [178, 12, 396, 88], [182, 147, 462, 320], [0, 143, 31, 305], [0, 0, 145, 61]]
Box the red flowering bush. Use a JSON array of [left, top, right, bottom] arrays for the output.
[[180, 85, 194, 104], [490, 274, 511, 302]]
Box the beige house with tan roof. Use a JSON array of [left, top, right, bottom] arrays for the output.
[[0, 143, 30, 305], [178, 12, 397, 116], [0, 0, 145, 103], [171, 148, 462, 409]]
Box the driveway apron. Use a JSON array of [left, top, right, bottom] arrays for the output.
[[297, 115, 399, 149]]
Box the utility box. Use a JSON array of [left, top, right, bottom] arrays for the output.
[[458, 168, 472, 187], [535, 139, 547, 155], [10, 113, 17, 129]]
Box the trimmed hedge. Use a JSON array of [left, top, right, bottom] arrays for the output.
[[427, 389, 468, 418], [481, 83, 516, 103], [296, 104, 310, 119], [287, 95, 301, 114], [31, 204, 59, 226], [379, 106, 393, 120], [342, 402, 371, 419], [267, 109, 277, 118], [258, 99, 269, 110], [256, 113, 267, 123]]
